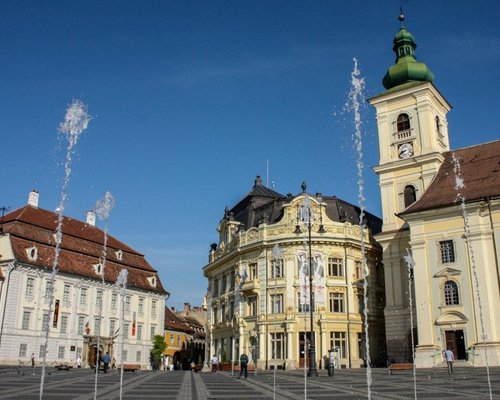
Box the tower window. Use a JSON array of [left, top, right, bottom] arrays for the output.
[[403, 185, 417, 208], [435, 116, 442, 134], [397, 113, 411, 132], [444, 281, 459, 305]]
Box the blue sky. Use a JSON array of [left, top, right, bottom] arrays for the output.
[[2, 1, 499, 309]]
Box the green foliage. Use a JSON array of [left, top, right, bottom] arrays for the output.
[[151, 335, 167, 363], [221, 350, 227, 363]]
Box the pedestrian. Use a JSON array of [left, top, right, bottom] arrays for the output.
[[111, 356, 116, 369], [210, 355, 219, 373], [165, 355, 171, 371], [102, 352, 112, 374], [444, 348, 454, 374], [76, 355, 82, 368], [238, 353, 249, 379], [30, 353, 35, 368]]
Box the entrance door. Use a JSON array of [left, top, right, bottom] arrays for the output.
[[445, 330, 466, 360], [299, 332, 313, 368]]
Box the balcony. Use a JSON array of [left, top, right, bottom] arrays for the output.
[[240, 279, 260, 295]]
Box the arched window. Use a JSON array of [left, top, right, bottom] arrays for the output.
[[404, 185, 417, 208], [397, 113, 411, 132], [444, 281, 459, 305]]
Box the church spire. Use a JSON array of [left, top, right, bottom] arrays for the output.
[[382, 12, 434, 90]]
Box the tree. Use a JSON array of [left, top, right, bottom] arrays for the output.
[[150, 335, 166, 370]]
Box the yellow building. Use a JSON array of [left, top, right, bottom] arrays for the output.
[[369, 14, 500, 367], [163, 307, 195, 369], [203, 178, 385, 370]]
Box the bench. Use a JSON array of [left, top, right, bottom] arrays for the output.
[[388, 363, 414, 375], [121, 364, 141, 373], [55, 364, 73, 371]]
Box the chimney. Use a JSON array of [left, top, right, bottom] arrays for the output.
[[184, 303, 191, 315], [86, 210, 96, 226], [28, 190, 39, 207]]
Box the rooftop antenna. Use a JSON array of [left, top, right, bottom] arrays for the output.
[[0, 207, 10, 234]]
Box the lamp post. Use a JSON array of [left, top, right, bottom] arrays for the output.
[[294, 182, 325, 378]]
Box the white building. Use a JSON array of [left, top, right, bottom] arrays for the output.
[[0, 191, 168, 368]]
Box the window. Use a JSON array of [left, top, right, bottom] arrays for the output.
[[397, 113, 410, 131], [22, 310, 31, 330], [354, 261, 363, 280], [125, 296, 131, 311], [404, 185, 417, 208], [328, 258, 344, 277], [136, 351, 142, 362], [96, 290, 103, 308], [270, 332, 285, 359], [298, 297, 310, 312], [444, 281, 460, 305], [138, 298, 144, 314], [213, 279, 219, 296], [63, 284, 71, 304], [42, 313, 50, 331], [213, 306, 218, 324], [80, 288, 88, 305], [439, 240, 455, 263], [122, 350, 128, 361], [77, 316, 85, 335], [150, 326, 156, 339], [177, 335, 180, 346], [329, 292, 345, 313], [270, 294, 283, 314], [271, 259, 284, 278], [109, 319, 116, 337], [25, 277, 35, 297], [330, 332, 347, 358], [58, 346, 65, 359], [249, 263, 258, 280], [151, 300, 157, 317], [44, 281, 53, 299], [137, 324, 143, 340], [221, 275, 227, 292], [19, 344, 27, 358], [229, 301, 234, 319], [60, 315, 68, 334], [221, 304, 226, 322], [358, 294, 365, 314], [39, 345, 46, 358], [230, 271, 236, 290], [170, 334, 174, 344], [248, 297, 257, 316], [94, 317, 101, 335], [124, 323, 129, 339], [111, 293, 117, 309]]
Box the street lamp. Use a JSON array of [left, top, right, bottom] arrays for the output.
[[294, 182, 325, 378]]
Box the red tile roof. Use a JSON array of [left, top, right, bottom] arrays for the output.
[[2, 205, 167, 295], [164, 307, 194, 333], [401, 140, 500, 215]]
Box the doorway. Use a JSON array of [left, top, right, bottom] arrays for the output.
[[299, 332, 314, 368], [445, 330, 466, 360]]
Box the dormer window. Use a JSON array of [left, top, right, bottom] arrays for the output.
[[26, 246, 38, 261], [397, 113, 410, 132], [115, 249, 123, 261], [147, 276, 157, 288], [93, 263, 103, 275]]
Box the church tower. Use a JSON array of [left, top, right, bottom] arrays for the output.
[[369, 13, 452, 361]]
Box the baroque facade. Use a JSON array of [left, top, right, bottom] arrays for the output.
[[0, 191, 168, 368], [203, 177, 385, 370], [370, 16, 500, 366]]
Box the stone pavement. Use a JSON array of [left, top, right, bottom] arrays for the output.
[[0, 366, 498, 399]]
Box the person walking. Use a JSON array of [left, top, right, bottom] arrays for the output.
[[445, 348, 454, 374], [238, 353, 249, 379], [30, 353, 35, 368], [210, 355, 219, 373], [76, 355, 82, 368], [102, 352, 112, 373]]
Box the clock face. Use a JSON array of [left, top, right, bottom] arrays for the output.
[[398, 142, 414, 158]]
